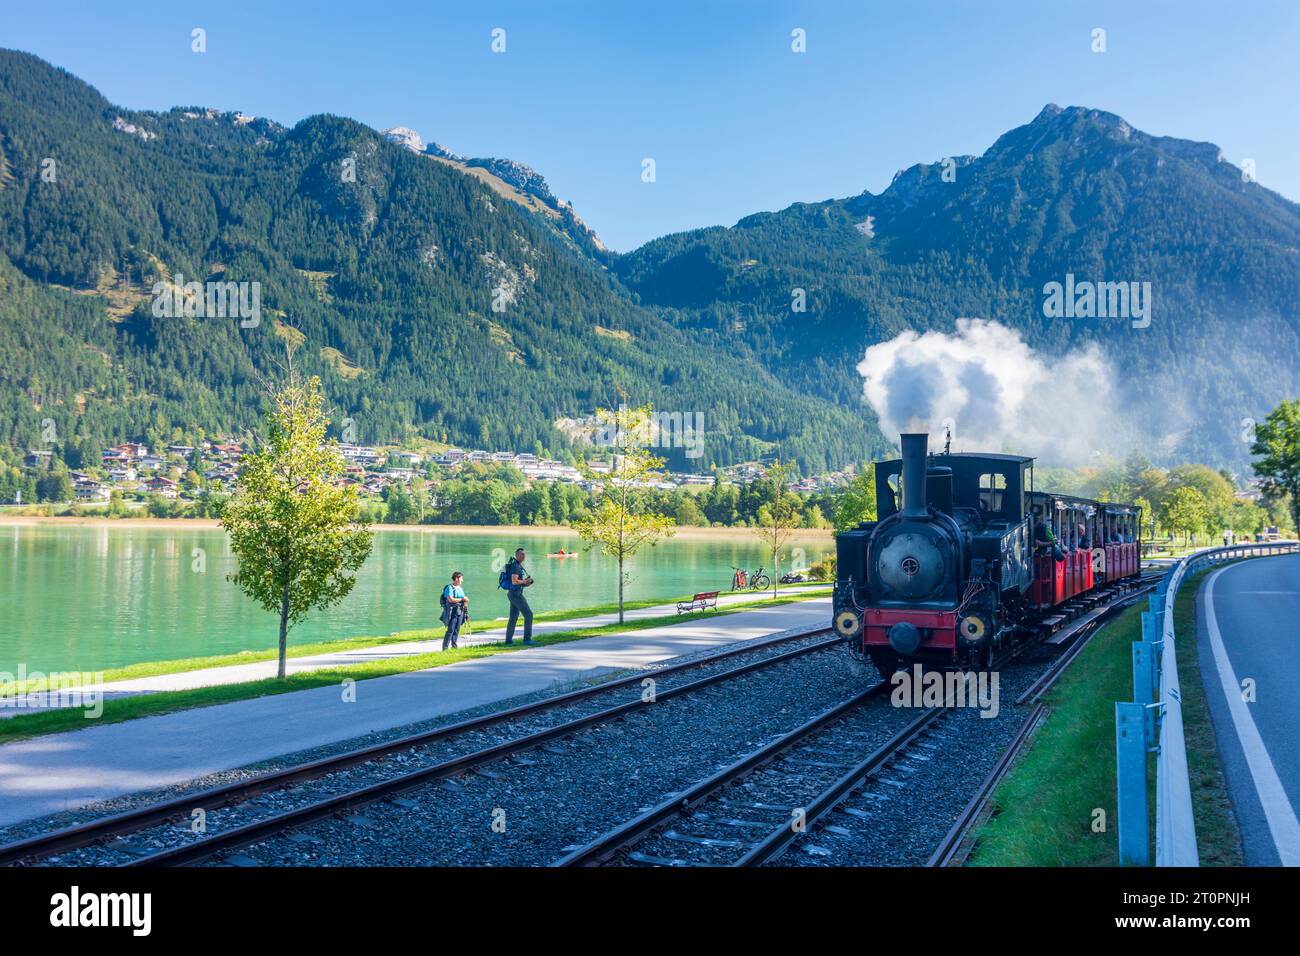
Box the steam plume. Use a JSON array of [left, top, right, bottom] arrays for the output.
[[857, 319, 1127, 465]]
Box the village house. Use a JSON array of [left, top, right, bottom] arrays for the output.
[[146, 476, 179, 499], [74, 479, 110, 502], [339, 444, 382, 466]]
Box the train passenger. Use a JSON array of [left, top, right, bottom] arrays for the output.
[[1035, 514, 1066, 561], [441, 571, 469, 651], [503, 547, 538, 646]]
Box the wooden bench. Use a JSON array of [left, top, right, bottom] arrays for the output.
[[677, 591, 719, 614]]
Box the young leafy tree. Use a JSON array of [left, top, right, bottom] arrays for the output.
[[409, 475, 428, 522], [222, 375, 373, 678], [1162, 485, 1210, 547], [756, 460, 801, 597], [573, 404, 676, 623], [1251, 399, 1300, 536], [832, 465, 877, 532]]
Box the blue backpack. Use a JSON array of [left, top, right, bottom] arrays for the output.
[[498, 561, 514, 590]]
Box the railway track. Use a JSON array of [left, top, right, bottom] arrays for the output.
[[929, 571, 1162, 865], [553, 686, 952, 866], [4, 570, 1161, 869], [927, 701, 1047, 866], [557, 572, 1159, 868], [0, 625, 837, 867]]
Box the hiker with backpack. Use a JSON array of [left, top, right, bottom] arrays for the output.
[[440, 571, 469, 651], [499, 547, 537, 646]]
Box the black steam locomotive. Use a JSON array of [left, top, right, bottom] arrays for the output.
[[832, 433, 1142, 676]]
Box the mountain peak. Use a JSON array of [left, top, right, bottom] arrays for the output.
[[381, 126, 424, 153], [983, 103, 1236, 172]]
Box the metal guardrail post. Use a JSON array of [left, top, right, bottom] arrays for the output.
[[1140, 610, 1157, 644], [1132, 641, 1155, 705], [1148, 592, 1165, 618], [1116, 701, 1150, 865]]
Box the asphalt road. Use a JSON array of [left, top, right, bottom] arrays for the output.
[[1196, 554, 1300, 866]]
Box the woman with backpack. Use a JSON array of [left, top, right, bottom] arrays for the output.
[[441, 571, 469, 651]]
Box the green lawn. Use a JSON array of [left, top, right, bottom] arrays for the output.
[[966, 567, 1241, 866], [0, 586, 829, 698], [0, 588, 830, 743]]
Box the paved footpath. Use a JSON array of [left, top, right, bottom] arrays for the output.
[[0, 597, 829, 828], [0, 585, 825, 717], [1196, 554, 1300, 866]]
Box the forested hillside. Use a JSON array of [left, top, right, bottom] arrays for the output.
[[0, 49, 880, 473], [3, 48, 1297, 475], [617, 105, 1300, 468]]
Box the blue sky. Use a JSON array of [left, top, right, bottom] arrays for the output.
[[5, 1, 1299, 250]]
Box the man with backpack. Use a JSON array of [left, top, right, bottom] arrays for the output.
[[441, 571, 469, 651], [500, 547, 537, 645]]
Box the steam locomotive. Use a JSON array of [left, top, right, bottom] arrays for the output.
[[832, 433, 1142, 676]]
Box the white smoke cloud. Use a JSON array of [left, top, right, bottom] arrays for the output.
[[857, 318, 1129, 465]]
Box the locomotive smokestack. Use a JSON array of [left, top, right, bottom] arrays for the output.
[[900, 432, 929, 517]]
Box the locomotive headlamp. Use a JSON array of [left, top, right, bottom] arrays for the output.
[[958, 614, 987, 644], [834, 610, 861, 637]]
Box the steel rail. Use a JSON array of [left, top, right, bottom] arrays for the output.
[[551, 683, 893, 867], [127, 631, 841, 866], [735, 704, 948, 866], [926, 701, 1047, 867], [0, 625, 833, 866]]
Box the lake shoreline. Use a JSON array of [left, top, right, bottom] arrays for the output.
[[0, 515, 833, 538], [0, 519, 836, 675]]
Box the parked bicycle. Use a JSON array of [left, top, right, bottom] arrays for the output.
[[730, 565, 771, 591]]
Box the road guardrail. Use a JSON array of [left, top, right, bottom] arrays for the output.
[[1116, 540, 1299, 865]]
